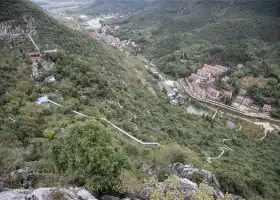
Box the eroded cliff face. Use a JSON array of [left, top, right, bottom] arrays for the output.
[[0, 16, 37, 41]]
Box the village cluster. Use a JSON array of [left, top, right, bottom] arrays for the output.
[[78, 14, 140, 55], [186, 64, 273, 114]]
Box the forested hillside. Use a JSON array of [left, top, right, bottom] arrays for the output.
[[1, 0, 280, 200]]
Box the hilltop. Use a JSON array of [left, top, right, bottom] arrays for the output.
[[1, 0, 280, 200]]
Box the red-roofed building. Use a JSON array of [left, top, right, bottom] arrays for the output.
[[234, 96, 244, 104], [223, 90, 233, 98], [263, 104, 272, 112], [242, 97, 252, 106], [29, 51, 41, 57]]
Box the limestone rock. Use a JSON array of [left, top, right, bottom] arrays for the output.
[[0, 187, 98, 200], [77, 189, 98, 200], [170, 163, 199, 177], [8, 167, 36, 189], [231, 195, 246, 200], [139, 187, 153, 200], [179, 178, 198, 193], [200, 169, 220, 189], [170, 163, 220, 189], [101, 195, 120, 200]]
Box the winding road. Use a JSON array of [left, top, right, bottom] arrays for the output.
[[206, 138, 235, 163]]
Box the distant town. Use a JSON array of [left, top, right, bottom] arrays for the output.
[[186, 64, 272, 115]]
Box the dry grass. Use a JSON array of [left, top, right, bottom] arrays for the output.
[[242, 121, 263, 137]]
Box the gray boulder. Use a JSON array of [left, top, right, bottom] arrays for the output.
[[101, 195, 120, 200], [231, 195, 246, 200], [199, 170, 220, 189], [170, 163, 198, 177], [0, 187, 98, 200], [139, 187, 153, 200], [170, 163, 220, 189], [179, 178, 198, 193], [8, 167, 36, 189], [76, 188, 98, 200]]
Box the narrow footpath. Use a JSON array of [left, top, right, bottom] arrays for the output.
[[44, 97, 160, 147], [206, 138, 235, 163]]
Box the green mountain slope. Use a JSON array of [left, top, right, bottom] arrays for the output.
[[1, 0, 280, 199], [115, 0, 280, 74], [114, 0, 280, 112]]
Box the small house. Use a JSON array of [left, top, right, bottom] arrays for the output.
[[263, 104, 272, 112], [242, 97, 252, 106], [223, 90, 233, 99], [239, 89, 247, 96], [234, 96, 243, 104]]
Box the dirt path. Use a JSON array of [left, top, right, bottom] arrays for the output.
[[28, 34, 40, 51], [206, 138, 235, 163]]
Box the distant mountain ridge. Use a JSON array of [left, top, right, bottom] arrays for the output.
[[84, 0, 156, 15]]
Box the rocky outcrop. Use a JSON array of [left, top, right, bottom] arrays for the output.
[[231, 195, 246, 200], [139, 187, 153, 199], [0, 187, 98, 200], [170, 163, 220, 189], [0, 17, 36, 41], [5, 167, 36, 189], [179, 178, 198, 193]]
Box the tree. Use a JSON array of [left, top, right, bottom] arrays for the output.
[[43, 128, 56, 140], [52, 120, 127, 192]]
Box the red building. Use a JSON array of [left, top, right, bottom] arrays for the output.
[[29, 51, 41, 57]]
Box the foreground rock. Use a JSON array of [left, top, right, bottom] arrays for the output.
[[170, 163, 245, 200], [0, 187, 98, 200], [6, 167, 36, 189]]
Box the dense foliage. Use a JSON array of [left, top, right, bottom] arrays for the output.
[[52, 121, 126, 192]]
